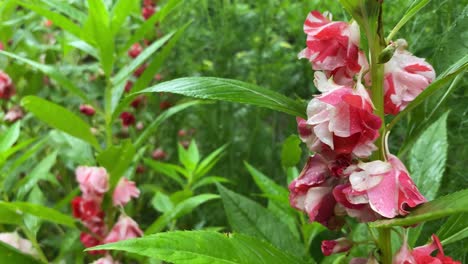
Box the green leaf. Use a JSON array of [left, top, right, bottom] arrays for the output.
[[178, 140, 198, 173], [15, 152, 57, 200], [244, 162, 289, 200], [409, 112, 448, 200], [0, 51, 88, 101], [135, 100, 205, 147], [88, 231, 309, 264], [151, 192, 174, 213], [217, 185, 306, 258], [110, 0, 134, 35], [194, 144, 227, 180], [0, 206, 22, 225], [192, 176, 229, 190], [437, 213, 468, 246], [388, 55, 468, 130], [0, 201, 76, 228], [97, 140, 136, 187], [112, 32, 174, 86], [0, 241, 41, 264], [145, 194, 219, 234], [83, 0, 114, 77], [137, 77, 306, 118], [0, 121, 20, 152], [386, 0, 430, 41], [370, 189, 468, 228], [281, 134, 302, 168], [17, 1, 82, 37], [21, 96, 100, 150], [68, 40, 98, 59], [38, 0, 87, 23], [144, 159, 185, 187]]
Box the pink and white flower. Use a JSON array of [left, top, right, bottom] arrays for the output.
[[321, 237, 353, 256], [384, 39, 435, 115], [75, 166, 109, 198], [0, 232, 38, 257], [340, 155, 426, 218], [394, 235, 461, 264], [103, 215, 143, 244], [301, 73, 382, 158], [0, 71, 15, 100], [92, 255, 121, 264], [4, 106, 24, 123], [298, 11, 364, 84], [113, 178, 140, 207]]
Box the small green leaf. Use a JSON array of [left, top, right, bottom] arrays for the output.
[[151, 192, 174, 213], [281, 134, 302, 168], [144, 159, 185, 187], [217, 185, 306, 258], [21, 96, 100, 150], [145, 194, 219, 234], [110, 0, 134, 35], [97, 140, 136, 187], [88, 231, 309, 264], [194, 144, 227, 180], [15, 152, 57, 200], [178, 141, 198, 173], [244, 162, 289, 200], [37, 0, 87, 23], [192, 176, 229, 190], [0, 201, 76, 228], [370, 189, 468, 228], [0, 241, 41, 264], [0, 121, 21, 152], [137, 77, 307, 118]]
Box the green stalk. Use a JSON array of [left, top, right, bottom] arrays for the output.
[[378, 228, 392, 264], [22, 227, 48, 263], [104, 80, 113, 148]]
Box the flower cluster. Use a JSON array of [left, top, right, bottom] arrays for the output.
[[71, 166, 141, 255], [290, 10, 435, 257], [394, 235, 461, 264]]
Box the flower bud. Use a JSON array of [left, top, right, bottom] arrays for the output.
[[321, 238, 353, 256], [79, 104, 96, 116]]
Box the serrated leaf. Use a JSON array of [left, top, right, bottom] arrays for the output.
[[21, 96, 100, 150], [437, 213, 468, 246], [89, 231, 309, 264], [217, 185, 306, 258], [409, 112, 448, 200], [136, 77, 306, 118], [145, 194, 219, 234], [281, 134, 302, 167], [370, 189, 468, 228], [0, 201, 76, 228]]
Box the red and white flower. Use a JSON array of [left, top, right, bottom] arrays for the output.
[[298, 11, 364, 84], [0, 71, 15, 100], [301, 72, 382, 158], [113, 178, 140, 207], [384, 39, 435, 115], [104, 215, 143, 244], [321, 238, 353, 256], [394, 235, 461, 264]]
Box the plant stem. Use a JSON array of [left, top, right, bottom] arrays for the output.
[[378, 228, 392, 264], [22, 227, 48, 263], [104, 80, 113, 148]]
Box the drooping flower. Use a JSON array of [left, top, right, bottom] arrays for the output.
[[128, 43, 142, 58], [75, 166, 110, 197], [0, 232, 38, 257], [0, 71, 15, 100], [384, 39, 435, 115], [79, 104, 96, 116], [289, 151, 352, 229], [103, 215, 143, 244], [342, 155, 426, 218], [301, 72, 382, 158], [4, 106, 24, 123], [298, 11, 363, 84], [120, 112, 136, 127], [113, 178, 140, 207], [394, 234, 461, 264], [321, 238, 353, 256]]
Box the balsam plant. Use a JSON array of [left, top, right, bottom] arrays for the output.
[[90, 1, 468, 263]]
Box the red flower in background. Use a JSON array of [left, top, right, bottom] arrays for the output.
[[120, 112, 136, 127], [394, 235, 461, 264], [79, 104, 96, 116], [142, 5, 155, 20], [128, 43, 143, 58]]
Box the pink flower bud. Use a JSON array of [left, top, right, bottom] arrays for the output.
[[136, 121, 144, 130], [128, 43, 142, 58], [75, 166, 109, 197], [4, 106, 24, 123], [44, 19, 53, 27], [79, 104, 96, 116], [154, 73, 163, 81], [131, 95, 146, 109], [321, 238, 352, 256], [133, 64, 147, 77], [152, 148, 166, 160], [113, 178, 140, 207], [124, 81, 133, 93], [142, 6, 155, 20], [104, 215, 143, 244], [0, 71, 15, 100], [178, 129, 187, 137]]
